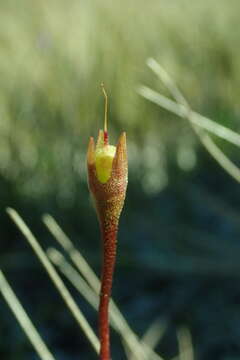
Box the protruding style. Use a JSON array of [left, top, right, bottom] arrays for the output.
[[101, 83, 109, 145]]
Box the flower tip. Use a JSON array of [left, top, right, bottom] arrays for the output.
[[87, 137, 95, 165], [118, 132, 126, 146], [112, 132, 128, 177], [115, 132, 127, 159]]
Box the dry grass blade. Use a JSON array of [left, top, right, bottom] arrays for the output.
[[127, 318, 166, 360], [47, 247, 132, 359], [138, 86, 240, 148], [43, 214, 100, 293], [6, 208, 100, 354], [0, 270, 56, 360], [139, 58, 240, 183], [43, 214, 164, 360], [174, 327, 194, 360], [47, 247, 99, 309], [193, 126, 240, 182], [47, 247, 165, 360], [147, 58, 188, 106], [141, 318, 166, 351]]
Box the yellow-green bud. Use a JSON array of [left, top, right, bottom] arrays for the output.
[[95, 145, 116, 183]]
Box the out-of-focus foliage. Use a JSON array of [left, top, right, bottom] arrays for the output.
[[1, 0, 240, 199]]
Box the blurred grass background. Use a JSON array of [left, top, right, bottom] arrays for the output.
[[1, 0, 240, 359]]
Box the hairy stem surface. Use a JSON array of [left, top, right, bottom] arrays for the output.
[[99, 222, 118, 360]]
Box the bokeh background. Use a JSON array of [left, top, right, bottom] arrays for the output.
[[1, 0, 240, 359]]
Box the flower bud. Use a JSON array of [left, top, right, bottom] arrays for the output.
[[95, 130, 116, 184], [87, 130, 128, 223]]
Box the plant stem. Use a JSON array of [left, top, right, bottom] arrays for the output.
[[99, 221, 118, 360]]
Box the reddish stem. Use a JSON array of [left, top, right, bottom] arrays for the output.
[[99, 221, 118, 360]]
